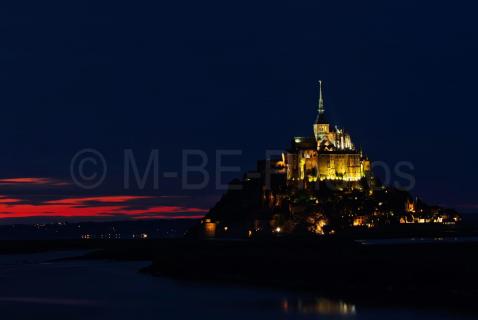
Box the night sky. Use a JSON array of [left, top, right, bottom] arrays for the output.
[[0, 1, 477, 223]]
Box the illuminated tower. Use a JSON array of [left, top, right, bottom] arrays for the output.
[[313, 80, 330, 143]]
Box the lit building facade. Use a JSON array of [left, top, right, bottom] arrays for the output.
[[196, 81, 461, 239], [286, 81, 371, 186]]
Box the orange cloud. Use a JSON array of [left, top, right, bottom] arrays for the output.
[[0, 177, 70, 187], [44, 195, 153, 206], [0, 178, 52, 184]]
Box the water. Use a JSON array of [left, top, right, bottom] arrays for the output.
[[0, 251, 473, 320], [356, 236, 478, 245]]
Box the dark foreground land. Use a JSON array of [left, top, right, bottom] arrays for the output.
[[146, 238, 478, 312], [2, 236, 478, 313]]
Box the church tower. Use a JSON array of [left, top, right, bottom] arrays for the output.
[[313, 80, 330, 143]]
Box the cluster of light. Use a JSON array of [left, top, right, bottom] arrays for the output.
[[318, 175, 361, 182]]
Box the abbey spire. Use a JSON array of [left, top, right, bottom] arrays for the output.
[[315, 80, 327, 124], [313, 80, 330, 142], [318, 80, 324, 114]]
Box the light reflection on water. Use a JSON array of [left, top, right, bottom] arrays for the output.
[[281, 297, 356, 316]]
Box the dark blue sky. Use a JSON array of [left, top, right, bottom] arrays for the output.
[[0, 0, 477, 221]]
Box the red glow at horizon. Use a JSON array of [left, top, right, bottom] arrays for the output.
[[0, 195, 207, 220]]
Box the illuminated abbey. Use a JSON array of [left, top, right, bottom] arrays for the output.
[[193, 81, 461, 239], [286, 81, 370, 186]]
